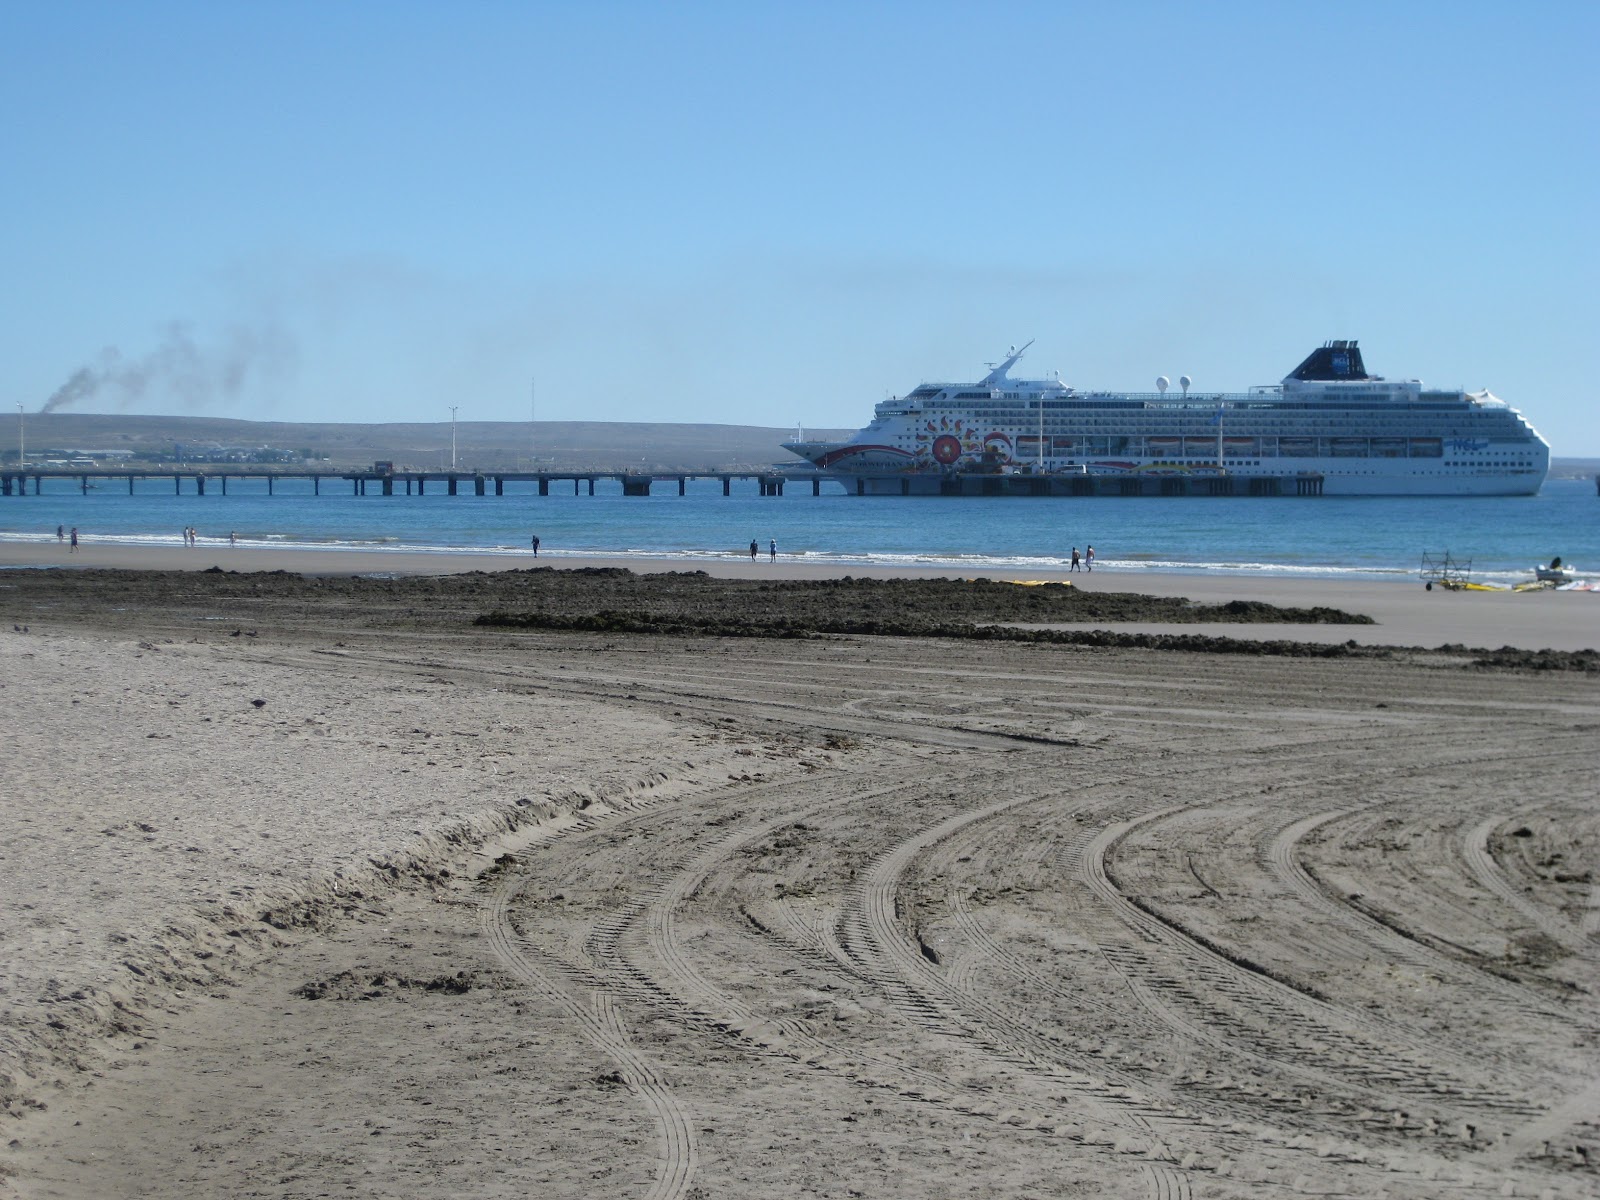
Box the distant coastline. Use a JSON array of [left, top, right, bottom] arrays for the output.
[[2, 413, 853, 474]]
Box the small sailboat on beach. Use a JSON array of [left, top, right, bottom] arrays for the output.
[[1534, 556, 1576, 584]]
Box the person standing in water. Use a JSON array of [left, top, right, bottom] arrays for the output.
[[749, 538, 758, 561], [530, 534, 540, 557], [769, 538, 777, 562]]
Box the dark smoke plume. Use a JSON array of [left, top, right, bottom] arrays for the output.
[[40, 321, 295, 413]]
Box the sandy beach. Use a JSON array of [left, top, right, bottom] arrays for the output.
[[2, 560, 1597, 1199]]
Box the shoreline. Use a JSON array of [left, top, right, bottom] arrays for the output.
[[2, 540, 1595, 651]]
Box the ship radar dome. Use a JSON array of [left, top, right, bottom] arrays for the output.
[[1156, 376, 1169, 394], [1179, 375, 1192, 396]]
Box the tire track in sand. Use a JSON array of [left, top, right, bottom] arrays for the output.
[[572, 769, 1208, 1199], [1270, 808, 1575, 1025], [576, 771, 1052, 1096], [482, 848, 698, 1199], [837, 792, 1200, 1200], [1463, 815, 1593, 955], [1091, 810, 1534, 1117]]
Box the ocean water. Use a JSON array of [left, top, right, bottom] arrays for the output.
[[1, 474, 1596, 588]]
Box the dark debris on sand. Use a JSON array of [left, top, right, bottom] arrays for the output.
[[462, 570, 1375, 628], [0, 566, 1369, 629], [4, 566, 1594, 670]]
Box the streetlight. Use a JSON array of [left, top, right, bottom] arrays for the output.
[[449, 405, 458, 471], [16, 403, 22, 471]]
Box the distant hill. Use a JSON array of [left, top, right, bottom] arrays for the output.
[[1549, 457, 1598, 480], [5, 414, 851, 472]]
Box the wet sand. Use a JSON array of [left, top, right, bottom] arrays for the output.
[[2, 565, 1597, 1199]]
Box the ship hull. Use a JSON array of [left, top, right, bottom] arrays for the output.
[[786, 461, 1547, 498]]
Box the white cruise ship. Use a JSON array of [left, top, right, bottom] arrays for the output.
[[783, 341, 1549, 497]]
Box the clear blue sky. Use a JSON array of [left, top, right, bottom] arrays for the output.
[[4, 1, 1596, 453]]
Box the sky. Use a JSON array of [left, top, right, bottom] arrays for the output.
[[3, 1, 1596, 453]]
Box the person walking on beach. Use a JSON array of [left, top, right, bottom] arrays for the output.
[[56, 524, 64, 543], [530, 534, 540, 557], [749, 538, 758, 561], [229, 530, 237, 546], [69, 527, 78, 552], [1070, 547, 1081, 572], [1086, 544, 1095, 572], [769, 538, 777, 562]]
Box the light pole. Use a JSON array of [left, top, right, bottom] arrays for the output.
[[449, 406, 458, 471], [16, 403, 23, 471]]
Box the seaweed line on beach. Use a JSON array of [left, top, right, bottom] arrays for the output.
[[473, 609, 1600, 671], [474, 608, 1369, 658]]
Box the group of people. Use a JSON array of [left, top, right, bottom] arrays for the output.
[[55, 524, 78, 551], [175, 527, 237, 546], [1068, 544, 1095, 572], [529, 534, 780, 563]]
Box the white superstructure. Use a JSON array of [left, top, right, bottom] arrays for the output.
[[783, 341, 1549, 497]]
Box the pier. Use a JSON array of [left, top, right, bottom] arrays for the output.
[[0, 468, 803, 498], [0, 466, 1324, 499]]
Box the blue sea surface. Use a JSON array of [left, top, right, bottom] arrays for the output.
[[2, 475, 1595, 588]]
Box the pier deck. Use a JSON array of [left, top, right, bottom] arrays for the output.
[[0, 467, 1323, 498]]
